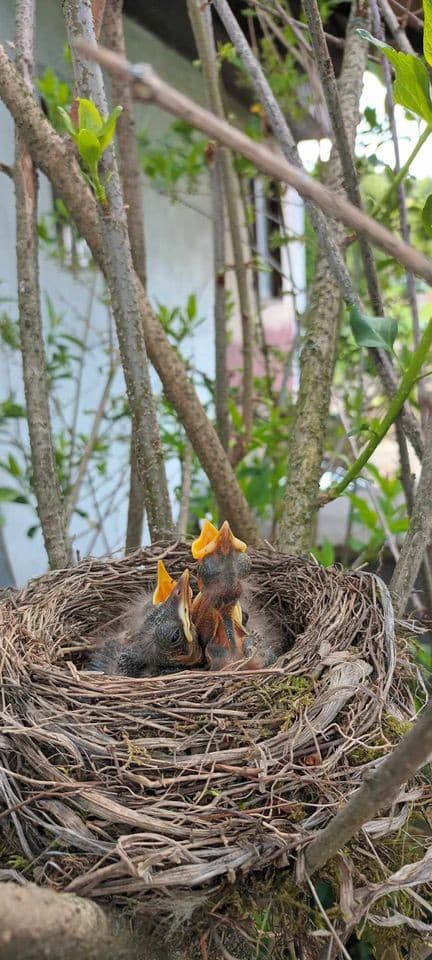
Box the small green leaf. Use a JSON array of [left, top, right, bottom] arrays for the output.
[[0, 400, 25, 418], [7, 454, 21, 478], [77, 97, 103, 134], [350, 304, 398, 352], [57, 106, 77, 139], [98, 105, 123, 151], [357, 29, 432, 124], [424, 0, 432, 66], [77, 128, 102, 174], [422, 193, 432, 236], [0, 486, 21, 502]]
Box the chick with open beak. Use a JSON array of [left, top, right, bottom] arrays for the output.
[[191, 519, 274, 670], [89, 561, 202, 677]]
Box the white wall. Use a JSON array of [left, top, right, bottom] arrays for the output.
[[0, 1, 225, 585]]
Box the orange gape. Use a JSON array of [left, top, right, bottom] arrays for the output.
[[191, 592, 245, 668], [191, 519, 264, 669]]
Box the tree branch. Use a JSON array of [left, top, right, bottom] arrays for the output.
[[211, 149, 230, 451], [75, 45, 432, 296], [65, 360, 118, 522], [63, 0, 174, 542], [303, 696, 432, 876], [0, 44, 261, 545], [102, 0, 147, 553], [0, 881, 148, 960], [14, 0, 71, 569], [0, 160, 13, 178], [184, 1, 425, 462], [370, 0, 432, 613], [377, 0, 414, 54], [321, 318, 432, 504], [390, 413, 432, 616], [177, 438, 193, 537], [279, 1, 369, 551], [187, 0, 254, 450]]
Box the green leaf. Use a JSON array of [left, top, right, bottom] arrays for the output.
[[77, 128, 102, 175], [422, 193, 432, 236], [0, 400, 25, 418], [0, 486, 21, 502], [77, 97, 102, 134], [57, 106, 77, 139], [7, 454, 21, 478], [424, 0, 432, 66], [98, 105, 123, 151], [350, 304, 398, 352], [312, 540, 335, 568], [357, 29, 432, 124]]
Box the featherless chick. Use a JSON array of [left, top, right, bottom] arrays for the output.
[[191, 520, 282, 670], [89, 561, 202, 677]]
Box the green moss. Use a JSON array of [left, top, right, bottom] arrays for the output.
[[382, 713, 412, 741], [0, 844, 31, 872]]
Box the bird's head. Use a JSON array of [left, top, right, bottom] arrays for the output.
[[192, 519, 251, 608], [150, 561, 202, 667]]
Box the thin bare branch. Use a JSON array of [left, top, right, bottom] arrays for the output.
[[63, 0, 173, 542], [76, 45, 432, 294], [303, 696, 432, 876], [0, 43, 261, 544], [279, 1, 370, 551], [0, 160, 13, 178], [390, 414, 432, 616], [377, 0, 415, 53], [370, 0, 432, 612], [65, 360, 118, 522], [166, 2, 425, 461], [211, 150, 230, 451], [176, 438, 193, 538], [187, 0, 254, 450], [14, 0, 71, 569], [102, 0, 147, 553]]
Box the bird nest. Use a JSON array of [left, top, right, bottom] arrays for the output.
[[1, 543, 431, 956]]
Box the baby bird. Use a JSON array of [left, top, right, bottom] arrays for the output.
[[89, 562, 202, 677], [191, 520, 278, 670]]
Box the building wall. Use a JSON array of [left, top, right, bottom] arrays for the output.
[[0, 1, 229, 586]]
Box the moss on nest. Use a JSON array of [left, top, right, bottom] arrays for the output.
[[0, 542, 430, 955]]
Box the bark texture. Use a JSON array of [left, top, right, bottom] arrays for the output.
[[211, 150, 230, 450], [187, 0, 254, 451], [0, 882, 151, 960], [0, 45, 260, 544], [14, 0, 71, 569], [103, 0, 147, 552], [390, 413, 432, 616], [304, 696, 432, 875], [63, 0, 173, 542], [279, 2, 369, 553]]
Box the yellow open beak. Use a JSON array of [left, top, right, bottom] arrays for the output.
[[153, 558, 176, 605], [191, 519, 247, 560]]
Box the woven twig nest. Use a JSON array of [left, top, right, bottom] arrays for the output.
[[1, 544, 431, 955]]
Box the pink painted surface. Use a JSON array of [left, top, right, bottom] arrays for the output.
[[227, 302, 296, 392]]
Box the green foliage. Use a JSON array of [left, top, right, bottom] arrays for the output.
[[311, 540, 336, 567], [58, 98, 122, 203], [348, 465, 409, 564], [424, 0, 432, 66], [139, 120, 207, 200], [421, 192, 432, 236], [259, 35, 305, 119], [36, 68, 71, 131], [358, 29, 432, 124], [349, 304, 398, 352]]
